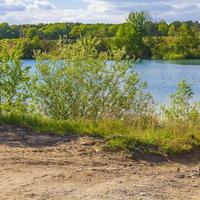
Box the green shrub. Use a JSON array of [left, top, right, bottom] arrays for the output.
[[34, 37, 154, 120], [0, 43, 31, 114], [162, 79, 200, 123]]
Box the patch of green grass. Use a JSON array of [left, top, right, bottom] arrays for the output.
[[1, 113, 200, 155]]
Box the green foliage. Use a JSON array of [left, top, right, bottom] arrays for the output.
[[162, 80, 200, 122], [0, 42, 200, 155], [0, 43, 31, 114], [158, 21, 168, 36], [127, 11, 151, 34], [25, 27, 38, 39], [175, 23, 200, 58], [20, 38, 43, 59], [146, 24, 200, 59], [168, 24, 176, 36], [41, 23, 70, 40], [1, 112, 200, 155], [34, 37, 154, 120], [144, 21, 158, 36], [113, 11, 149, 58], [0, 12, 200, 59]]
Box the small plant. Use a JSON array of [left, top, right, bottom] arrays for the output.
[[162, 79, 200, 122]]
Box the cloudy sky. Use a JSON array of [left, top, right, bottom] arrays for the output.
[[0, 0, 200, 24]]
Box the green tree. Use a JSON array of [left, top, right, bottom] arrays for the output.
[[9, 25, 20, 38], [0, 43, 31, 114], [158, 21, 168, 36], [113, 11, 150, 58], [144, 21, 158, 36], [162, 80, 199, 121], [41, 23, 70, 40], [0, 23, 10, 39], [168, 24, 176, 36], [108, 24, 119, 37], [25, 27, 38, 39], [20, 38, 43, 59], [176, 23, 200, 58]]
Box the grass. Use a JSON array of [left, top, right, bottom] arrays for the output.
[[0, 112, 200, 155]]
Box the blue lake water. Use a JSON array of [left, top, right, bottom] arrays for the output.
[[23, 59, 200, 104]]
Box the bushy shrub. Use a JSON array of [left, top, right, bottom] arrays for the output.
[[34, 38, 154, 120], [162, 79, 200, 122], [0, 43, 31, 114]]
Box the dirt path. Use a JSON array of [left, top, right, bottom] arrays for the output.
[[0, 125, 200, 200]]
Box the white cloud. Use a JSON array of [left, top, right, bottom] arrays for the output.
[[0, 0, 54, 12], [0, 0, 200, 24], [0, 0, 57, 23], [27, 0, 55, 10], [84, 0, 200, 22]]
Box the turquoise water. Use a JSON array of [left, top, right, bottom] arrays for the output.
[[23, 59, 200, 104]]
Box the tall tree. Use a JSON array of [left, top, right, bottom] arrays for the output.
[[113, 11, 150, 58], [158, 21, 168, 36], [168, 24, 176, 36]]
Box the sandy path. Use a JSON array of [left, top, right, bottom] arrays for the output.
[[0, 125, 200, 200]]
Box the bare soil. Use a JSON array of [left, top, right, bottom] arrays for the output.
[[0, 125, 200, 200]]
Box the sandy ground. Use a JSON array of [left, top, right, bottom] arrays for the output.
[[0, 125, 200, 200]]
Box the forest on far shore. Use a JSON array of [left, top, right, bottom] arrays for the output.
[[0, 11, 200, 59]]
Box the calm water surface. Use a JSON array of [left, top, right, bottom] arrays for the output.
[[23, 59, 200, 104]]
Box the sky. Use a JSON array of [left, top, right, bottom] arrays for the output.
[[0, 0, 200, 24]]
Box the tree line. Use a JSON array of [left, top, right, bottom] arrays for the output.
[[0, 11, 200, 59]]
